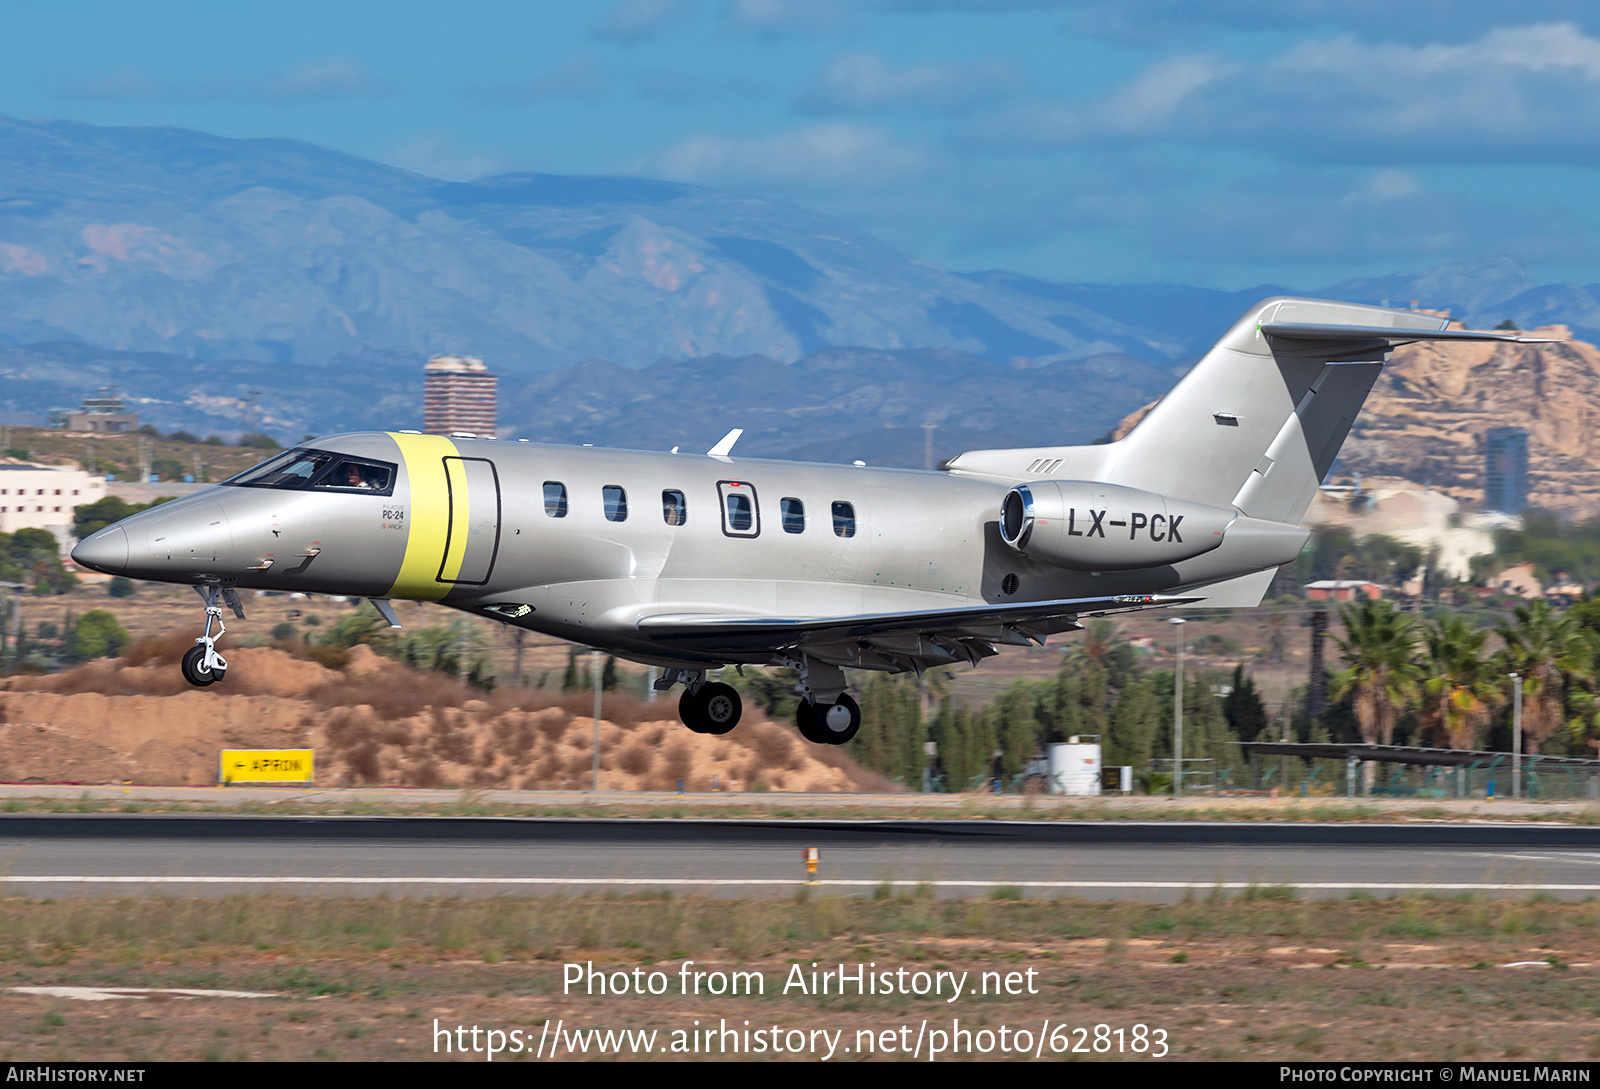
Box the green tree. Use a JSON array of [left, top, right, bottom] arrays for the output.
[[73, 495, 173, 539], [857, 673, 926, 786], [1330, 599, 1422, 750], [68, 609, 129, 661], [928, 697, 994, 792], [107, 575, 135, 598], [1419, 615, 1497, 750], [1222, 664, 1268, 743], [1, 528, 77, 595], [1496, 599, 1585, 753], [1106, 678, 1162, 770]]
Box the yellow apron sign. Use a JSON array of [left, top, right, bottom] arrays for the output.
[[219, 749, 314, 785]]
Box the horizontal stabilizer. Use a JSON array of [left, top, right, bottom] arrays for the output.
[[1261, 322, 1559, 345], [1261, 322, 1560, 361]]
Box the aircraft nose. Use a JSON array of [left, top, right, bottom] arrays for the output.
[[71, 524, 128, 574]]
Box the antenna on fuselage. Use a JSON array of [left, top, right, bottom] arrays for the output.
[[706, 429, 743, 457]]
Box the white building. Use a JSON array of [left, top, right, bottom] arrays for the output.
[[0, 464, 107, 550]]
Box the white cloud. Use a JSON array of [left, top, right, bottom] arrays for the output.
[[1341, 169, 1424, 204], [795, 52, 1026, 114], [56, 56, 391, 104], [467, 55, 613, 105], [647, 123, 929, 187], [635, 71, 768, 103], [963, 23, 1600, 163], [385, 134, 519, 182], [723, 0, 852, 36], [590, 0, 700, 43]]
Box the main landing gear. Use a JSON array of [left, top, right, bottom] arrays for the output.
[[787, 655, 860, 745], [181, 584, 245, 688], [659, 669, 744, 735], [656, 656, 861, 745], [795, 693, 861, 745]]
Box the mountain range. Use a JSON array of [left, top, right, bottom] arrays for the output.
[[3, 115, 1599, 467]]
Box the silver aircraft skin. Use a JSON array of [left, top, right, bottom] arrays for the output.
[[71, 297, 1550, 743]]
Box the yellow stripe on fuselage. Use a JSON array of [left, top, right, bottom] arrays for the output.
[[385, 432, 461, 600]]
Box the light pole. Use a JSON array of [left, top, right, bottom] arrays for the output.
[[1509, 671, 1522, 800], [1169, 617, 1186, 797], [593, 648, 603, 792]]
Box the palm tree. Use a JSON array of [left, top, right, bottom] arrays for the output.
[[1330, 599, 1422, 758], [1496, 599, 1584, 753], [1418, 615, 1496, 750]]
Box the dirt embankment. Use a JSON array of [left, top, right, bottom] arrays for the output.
[[0, 638, 889, 791]]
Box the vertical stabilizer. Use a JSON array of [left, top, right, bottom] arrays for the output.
[[1101, 298, 1446, 525]]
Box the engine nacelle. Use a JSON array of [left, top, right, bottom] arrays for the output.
[[999, 480, 1234, 571]]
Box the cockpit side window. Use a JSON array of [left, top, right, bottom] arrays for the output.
[[223, 448, 395, 495], [313, 458, 396, 495], [224, 449, 334, 490]]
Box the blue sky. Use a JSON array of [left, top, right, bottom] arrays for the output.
[[5, 1, 1600, 289]]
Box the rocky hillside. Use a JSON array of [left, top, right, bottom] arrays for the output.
[[1338, 326, 1600, 517]]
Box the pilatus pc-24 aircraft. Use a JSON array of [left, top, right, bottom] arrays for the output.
[[71, 298, 1551, 745]]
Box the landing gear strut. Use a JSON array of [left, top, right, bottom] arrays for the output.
[[786, 654, 861, 745], [182, 584, 243, 687], [658, 668, 743, 735]]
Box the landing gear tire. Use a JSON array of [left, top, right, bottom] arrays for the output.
[[679, 682, 742, 735], [795, 693, 861, 745], [181, 645, 223, 687]]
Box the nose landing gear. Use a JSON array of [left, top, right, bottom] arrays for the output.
[[182, 584, 244, 687]]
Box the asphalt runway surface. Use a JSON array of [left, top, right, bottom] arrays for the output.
[[3, 816, 1600, 901]]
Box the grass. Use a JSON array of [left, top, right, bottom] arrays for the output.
[[0, 891, 1594, 965], [2, 891, 1599, 1062], [0, 794, 1595, 823]]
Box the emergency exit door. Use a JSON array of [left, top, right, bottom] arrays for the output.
[[437, 457, 501, 585]]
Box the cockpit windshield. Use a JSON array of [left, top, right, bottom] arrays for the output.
[[223, 448, 396, 496]]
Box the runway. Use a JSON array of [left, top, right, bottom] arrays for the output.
[[3, 816, 1600, 901]]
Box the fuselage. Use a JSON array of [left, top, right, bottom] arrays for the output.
[[72, 430, 1296, 669]]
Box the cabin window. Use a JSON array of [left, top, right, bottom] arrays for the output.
[[781, 497, 805, 534], [717, 480, 760, 537], [543, 481, 567, 518], [603, 485, 628, 522], [662, 489, 687, 526], [832, 501, 856, 538]]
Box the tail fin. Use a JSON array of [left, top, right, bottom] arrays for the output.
[[1102, 298, 1550, 524], [943, 297, 1554, 525]]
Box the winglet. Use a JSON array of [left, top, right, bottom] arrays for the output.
[[369, 598, 402, 628], [707, 429, 743, 457]]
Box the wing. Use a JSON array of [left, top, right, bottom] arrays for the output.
[[636, 593, 1199, 672]]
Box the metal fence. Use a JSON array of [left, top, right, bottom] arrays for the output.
[[1248, 753, 1600, 801]]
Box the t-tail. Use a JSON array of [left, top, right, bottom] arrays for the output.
[[947, 296, 1557, 603]]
